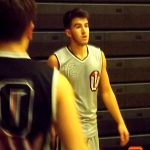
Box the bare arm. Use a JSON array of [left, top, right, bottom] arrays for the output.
[[54, 71, 89, 150], [99, 52, 129, 146]]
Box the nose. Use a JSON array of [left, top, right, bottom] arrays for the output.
[[81, 26, 86, 34]]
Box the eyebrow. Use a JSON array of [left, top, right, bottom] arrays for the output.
[[73, 22, 88, 27]]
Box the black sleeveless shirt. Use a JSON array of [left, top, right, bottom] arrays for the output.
[[0, 57, 53, 150]]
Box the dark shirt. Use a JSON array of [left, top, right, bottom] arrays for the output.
[[0, 57, 53, 150]]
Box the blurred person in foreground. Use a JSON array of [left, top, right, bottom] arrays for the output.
[[0, 1, 89, 150]]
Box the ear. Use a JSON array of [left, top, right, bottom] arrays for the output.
[[64, 29, 72, 38], [26, 21, 35, 40]]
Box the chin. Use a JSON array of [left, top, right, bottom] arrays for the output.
[[81, 40, 88, 44], [80, 43, 88, 47], [83, 42, 88, 45]]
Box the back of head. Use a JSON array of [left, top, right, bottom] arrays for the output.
[[63, 8, 89, 29], [0, 0, 36, 42]]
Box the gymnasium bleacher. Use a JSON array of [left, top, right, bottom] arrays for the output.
[[29, 1, 150, 149]]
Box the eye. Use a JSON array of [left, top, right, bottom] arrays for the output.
[[85, 23, 89, 28], [75, 25, 81, 29]]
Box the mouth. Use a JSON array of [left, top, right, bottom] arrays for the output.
[[82, 36, 88, 40], [82, 35, 87, 38]]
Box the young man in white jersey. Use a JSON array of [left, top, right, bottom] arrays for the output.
[[0, 2, 89, 150], [48, 8, 129, 150]]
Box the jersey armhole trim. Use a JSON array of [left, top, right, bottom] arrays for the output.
[[54, 54, 60, 69]]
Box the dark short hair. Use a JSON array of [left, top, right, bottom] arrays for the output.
[[63, 8, 89, 29], [0, 0, 36, 42]]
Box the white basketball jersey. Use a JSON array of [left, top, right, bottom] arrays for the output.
[[55, 45, 102, 137]]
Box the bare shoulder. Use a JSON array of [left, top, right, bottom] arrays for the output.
[[48, 54, 59, 68]]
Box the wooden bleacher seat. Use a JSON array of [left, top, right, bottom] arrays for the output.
[[35, 3, 150, 30]]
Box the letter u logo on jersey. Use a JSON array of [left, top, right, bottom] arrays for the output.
[[90, 70, 100, 91]]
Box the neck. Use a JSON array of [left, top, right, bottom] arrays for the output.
[[68, 43, 88, 60], [0, 38, 29, 53]]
